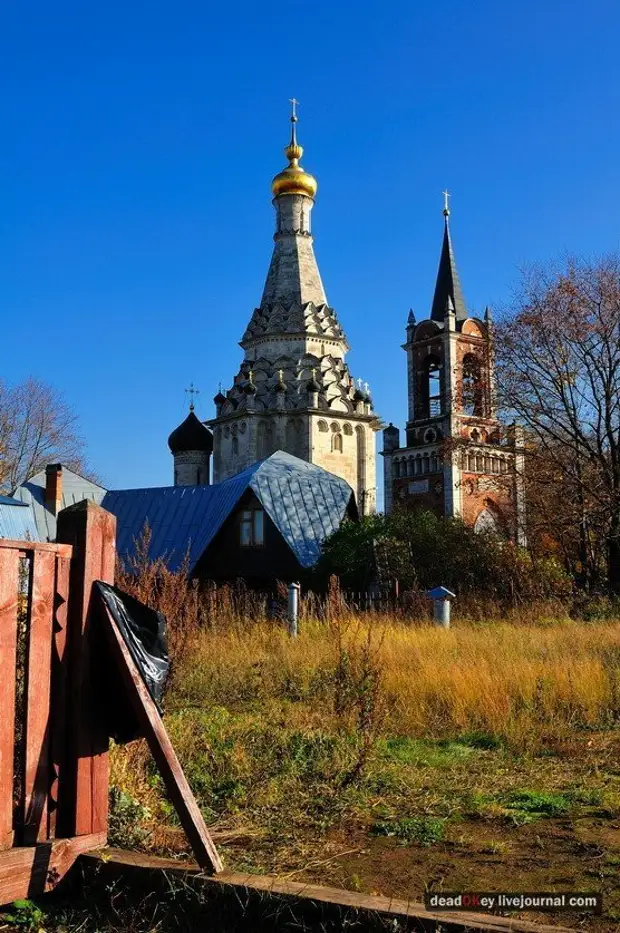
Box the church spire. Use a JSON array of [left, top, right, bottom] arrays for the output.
[[430, 191, 467, 323], [254, 100, 328, 313]]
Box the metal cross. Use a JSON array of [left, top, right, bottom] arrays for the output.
[[442, 189, 451, 215], [289, 97, 299, 120], [185, 382, 200, 411]]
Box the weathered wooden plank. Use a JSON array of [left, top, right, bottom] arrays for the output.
[[98, 600, 223, 874], [80, 851, 578, 933], [47, 555, 71, 840], [22, 550, 55, 845], [0, 549, 19, 850], [0, 832, 106, 905], [0, 540, 73, 558], [55, 501, 116, 839]]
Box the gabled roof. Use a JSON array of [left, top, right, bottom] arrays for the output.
[[0, 495, 41, 541], [12, 467, 106, 541], [430, 217, 467, 323], [103, 451, 355, 573]]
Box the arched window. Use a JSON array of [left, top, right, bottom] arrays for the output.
[[430, 454, 438, 473], [462, 354, 483, 416], [422, 455, 429, 474], [232, 436, 239, 455], [415, 456, 422, 475], [332, 433, 343, 453], [467, 452, 475, 472], [407, 459, 414, 476], [422, 355, 442, 418], [475, 453, 483, 471], [474, 507, 499, 534], [318, 420, 329, 433], [343, 423, 353, 436]]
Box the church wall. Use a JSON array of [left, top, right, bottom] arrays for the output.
[[310, 416, 376, 514], [174, 450, 211, 486], [460, 469, 515, 534]]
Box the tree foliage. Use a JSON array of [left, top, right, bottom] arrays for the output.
[[317, 509, 569, 604], [495, 254, 620, 591], [0, 377, 88, 492]]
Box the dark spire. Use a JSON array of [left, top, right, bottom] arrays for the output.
[[430, 196, 467, 323]]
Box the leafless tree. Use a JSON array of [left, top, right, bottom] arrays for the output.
[[0, 377, 88, 492], [495, 254, 620, 591]]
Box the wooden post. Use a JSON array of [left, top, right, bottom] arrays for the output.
[[55, 501, 116, 838], [0, 549, 19, 850]]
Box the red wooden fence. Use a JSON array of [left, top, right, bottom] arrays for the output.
[[0, 501, 115, 902]]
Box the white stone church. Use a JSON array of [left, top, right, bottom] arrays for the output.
[[168, 106, 381, 515]]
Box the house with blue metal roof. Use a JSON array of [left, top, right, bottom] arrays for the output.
[[11, 452, 357, 585]]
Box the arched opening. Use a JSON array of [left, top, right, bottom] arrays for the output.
[[422, 355, 442, 418], [462, 354, 484, 416], [474, 507, 500, 534], [332, 433, 343, 453], [231, 436, 239, 456]]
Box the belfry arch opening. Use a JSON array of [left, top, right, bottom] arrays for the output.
[[423, 355, 442, 418], [462, 353, 483, 417]]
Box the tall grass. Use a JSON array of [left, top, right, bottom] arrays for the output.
[[173, 617, 620, 751]]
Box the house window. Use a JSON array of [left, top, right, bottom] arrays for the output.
[[240, 508, 264, 547]]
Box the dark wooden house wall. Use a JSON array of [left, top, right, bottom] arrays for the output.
[[193, 489, 303, 585]]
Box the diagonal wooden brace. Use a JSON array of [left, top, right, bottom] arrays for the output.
[[97, 597, 223, 874]]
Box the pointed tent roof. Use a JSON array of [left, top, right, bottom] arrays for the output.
[[430, 216, 467, 323]]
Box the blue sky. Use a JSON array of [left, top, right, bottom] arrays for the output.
[[1, 1, 619, 494]]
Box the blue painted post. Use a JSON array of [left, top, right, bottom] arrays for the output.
[[288, 582, 300, 637]]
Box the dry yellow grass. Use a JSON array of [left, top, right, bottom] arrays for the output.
[[171, 616, 620, 750]]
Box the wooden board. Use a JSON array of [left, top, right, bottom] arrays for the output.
[[22, 550, 55, 845], [0, 540, 73, 558], [0, 549, 19, 850], [56, 502, 116, 839], [81, 850, 577, 933], [48, 555, 71, 840], [98, 599, 223, 874], [0, 832, 106, 905]]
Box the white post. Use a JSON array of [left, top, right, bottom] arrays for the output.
[[433, 599, 451, 628], [288, 582, 300, 637]]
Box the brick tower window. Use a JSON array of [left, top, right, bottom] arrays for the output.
[[424, 356, 442, 417]]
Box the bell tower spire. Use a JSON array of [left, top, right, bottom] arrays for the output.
[[431, 191, 467, 323]]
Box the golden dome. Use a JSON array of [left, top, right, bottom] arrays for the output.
[[271, 111, 318, 199]]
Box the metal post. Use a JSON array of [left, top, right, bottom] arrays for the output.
[[426, 586, 455, 629], [433, 599, 451, 629], [288, 582, 300, 637]]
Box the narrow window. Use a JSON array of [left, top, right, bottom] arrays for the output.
[[332, 433, 343, 453], [426, 358, 442, 417], [240, 508, 265, 547]]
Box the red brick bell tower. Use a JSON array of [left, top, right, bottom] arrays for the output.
[[382, 194, 526, 543]]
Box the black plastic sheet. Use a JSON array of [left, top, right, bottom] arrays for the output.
[[95, 581, 170, 743]]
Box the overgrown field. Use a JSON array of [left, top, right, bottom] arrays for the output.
[[110, 617, 620, 930]]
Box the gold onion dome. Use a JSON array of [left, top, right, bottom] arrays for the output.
[[271, 107, 318, 199]]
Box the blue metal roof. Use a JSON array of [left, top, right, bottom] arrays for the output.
[[103, 451, 354, 572], [0, 496, 41, 541], [12, 452, 355, 572], [102, 471, 251, 572]]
